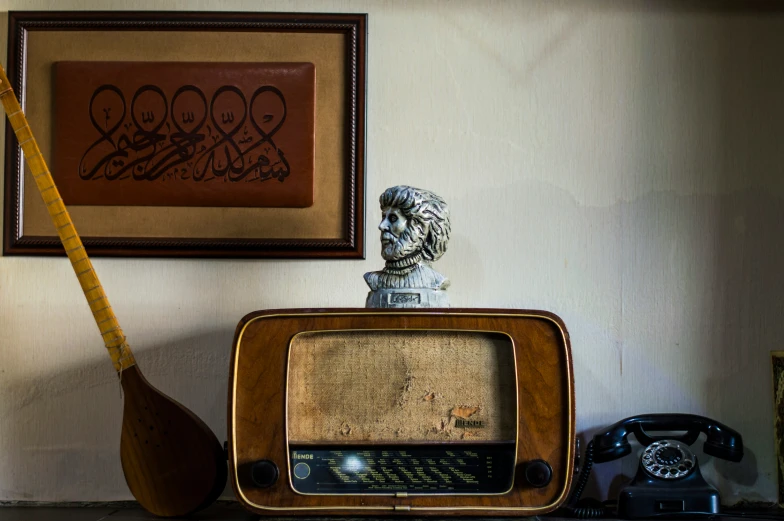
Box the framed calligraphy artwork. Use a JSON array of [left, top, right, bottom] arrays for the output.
[[54, 61, 316, 208], [3, 11, 366, 258]]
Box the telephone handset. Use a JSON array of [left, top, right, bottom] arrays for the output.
[[565, 414, 743, 519], [592, 414, 743, 465]]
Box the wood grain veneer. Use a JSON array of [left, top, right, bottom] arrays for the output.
[[229, 308, 575, 516]]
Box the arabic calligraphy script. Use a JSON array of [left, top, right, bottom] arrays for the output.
[[79, 84, 291, 184]]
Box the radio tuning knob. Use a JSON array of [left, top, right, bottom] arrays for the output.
[[250, 460, 279, 488], [522, 459, 553, 488]]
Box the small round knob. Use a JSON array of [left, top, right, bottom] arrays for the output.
[[250, 460, 279, 488], [523, 459, 552, 488]]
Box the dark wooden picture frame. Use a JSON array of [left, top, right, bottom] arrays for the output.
[[3, 11, 366, 258]]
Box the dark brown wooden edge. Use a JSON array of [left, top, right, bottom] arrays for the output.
[[227, 307, 576, 516], [2, 11, 366, 259]]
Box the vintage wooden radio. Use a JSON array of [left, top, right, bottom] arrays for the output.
[[229, 308, 574, 515]]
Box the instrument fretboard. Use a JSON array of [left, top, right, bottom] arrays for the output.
[[0, 68, 135, 374]]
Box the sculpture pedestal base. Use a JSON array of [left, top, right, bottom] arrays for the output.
[[365, 288, 449, 308]]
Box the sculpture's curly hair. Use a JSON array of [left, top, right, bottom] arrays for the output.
[[379, 185, 450, 262]]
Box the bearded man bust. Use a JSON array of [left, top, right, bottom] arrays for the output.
[[364, 185, 451, 308]]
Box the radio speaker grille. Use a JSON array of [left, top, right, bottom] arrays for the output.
[[287, 331, 516, 443]]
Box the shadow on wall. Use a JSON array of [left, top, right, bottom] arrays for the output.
[[597, 1, 784, 504], [0, 329, 235, 501], [482, 0, 784, 505], [682, 3, 784, 503]]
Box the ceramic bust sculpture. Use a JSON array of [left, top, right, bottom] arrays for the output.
[[364, 185, 451, 308]]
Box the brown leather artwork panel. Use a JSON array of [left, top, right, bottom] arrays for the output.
[[229, 309, 575, 516], [52, 61, 315, 207]]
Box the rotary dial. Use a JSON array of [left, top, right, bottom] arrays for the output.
[[641, 440, 695, 480]]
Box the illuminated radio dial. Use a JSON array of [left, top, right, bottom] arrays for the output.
[[293, 462, 311, 479]]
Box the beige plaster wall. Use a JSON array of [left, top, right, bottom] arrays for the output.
[[1, 0, 782, 504]]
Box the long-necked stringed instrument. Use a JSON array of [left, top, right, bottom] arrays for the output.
[[0, 66, 226, 516]]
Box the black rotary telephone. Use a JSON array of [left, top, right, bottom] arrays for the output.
[[563, 414, 744, 519]]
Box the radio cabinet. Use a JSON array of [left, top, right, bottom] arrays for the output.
[[229, 309, 574, 515]]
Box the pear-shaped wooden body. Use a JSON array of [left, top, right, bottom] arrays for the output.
[[120, 366, 227, 517], [0, 68, 226, 518]]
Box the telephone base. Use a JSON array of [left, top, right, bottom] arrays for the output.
[[618, 485, 720, 518], [618, 464, 720, 519]]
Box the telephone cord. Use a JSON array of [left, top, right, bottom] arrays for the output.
[[558, 439, 614, 518]]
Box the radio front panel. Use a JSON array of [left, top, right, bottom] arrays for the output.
[[229, 309, 574, 516], [288, 444, 517, 495]]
